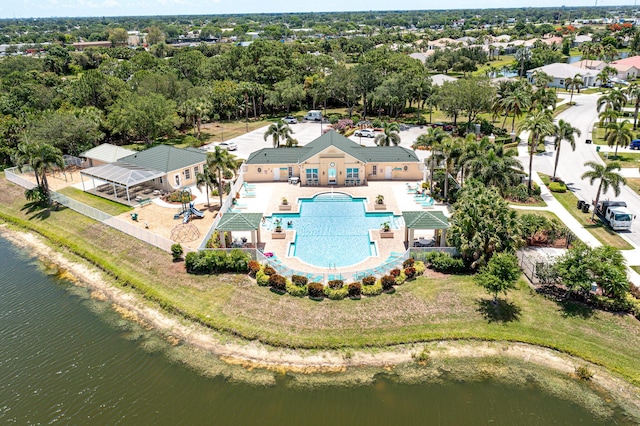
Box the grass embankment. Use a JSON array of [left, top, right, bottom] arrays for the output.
[[57, 187, 133, 216], [539, 173, 634, 250], [627, 178, 640, 196], [552, 102, 573, 117], [598, 151, 640, 167], [513, 209, 560, 222], [2, 174, 640, 385]]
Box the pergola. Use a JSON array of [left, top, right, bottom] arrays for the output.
[[80, 162, 165, 205], [402, 210, 450, 248], [215, 212, 263, 248]]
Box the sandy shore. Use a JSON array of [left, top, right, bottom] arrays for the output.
[[1, 225, 639, 411]]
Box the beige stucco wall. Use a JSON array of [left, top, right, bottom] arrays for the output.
[[244, 147, 422, 184]]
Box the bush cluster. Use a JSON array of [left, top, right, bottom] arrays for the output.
[[549, 181, 567, 193], [328, 279, 344, 289], [185, 249, 251, 274], [362, 276, 376, 286], [256, 269, 270, 286], [423, 251, 466, 273], [268, 274, 287, 292], [404, 266, 417, 279], [505, 182, 541, 202], [381, 275, 396, 290], [348, 282, 362, 297], [291, 275, 308, 286], [362, 280, 383, 296], [325, 286, 349, 300], [403, 258, 415, 268], [286, 280, 308, 297], [247, 260, 261, 276], [308, 282, 325, 299], [263, 266, 276, 276], [389, 268, 401, 278]]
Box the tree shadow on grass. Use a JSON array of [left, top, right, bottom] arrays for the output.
[[21, 201, 52, 220], [556, 299, 595, 319], [477, 298, 522, 323]]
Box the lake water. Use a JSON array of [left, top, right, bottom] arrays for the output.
[[0, 235, 629, 424]]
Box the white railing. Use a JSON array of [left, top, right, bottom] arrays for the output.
[[5, 166, 37, 190]]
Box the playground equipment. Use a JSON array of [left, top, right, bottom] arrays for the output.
[[130, 213, 138, 221]]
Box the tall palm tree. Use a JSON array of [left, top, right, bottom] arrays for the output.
[[625, 83, 640, 129], [195, 166, 218, 208], [552, 119, 581, 180], [564, 74, 583, 105], [434, 137, 460, 202], [415, 127, 449, 193], [598, 108, 620, 128], [597, 89, 626, 113], [263, 120, 294, 148], [504, 89, 532, 132], [519, 108, 555, 193], [14, 141, 64, 204], [205, 147, 237, 207], [374, 122, 401, 146], [581, 161, 627, 220], [605, 119, 633, 158]]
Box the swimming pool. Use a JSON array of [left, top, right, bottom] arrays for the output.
[[270, 193, 397, 268]]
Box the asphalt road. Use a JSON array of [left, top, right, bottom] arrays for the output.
[[525, 93, 640, 246]]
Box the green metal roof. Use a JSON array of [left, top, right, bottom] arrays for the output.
[[244, 130, 420, 165], [246, 147, 311, 165], [402, 210, 449, 230], [121, 145, 206, 173], [216, 212, 263, 231]]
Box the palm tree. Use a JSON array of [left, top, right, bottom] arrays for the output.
[[14, 141, 64, 204], [531, 70, 553, 89], [414, 127, 449, 193], [603, 44, 618, 62], [564, 74, 583, 105], [552, 120, 581, 180], [598, 108, 619, 128], [597, 89, 626, 113], [625, 83, 640, 129], [514, 47, 531, 77], [263, 120, 294, 148], [504, 89, 532, 132], [195, 166, 218, 208], [581, 161, 627, 220], [605, 119, 633, 158], [434, 137, 460, 202], [519, 108, 555, 193], [205, 147, 237, 207], [374, 122, 401, 146], [468, 143, 524, 195]]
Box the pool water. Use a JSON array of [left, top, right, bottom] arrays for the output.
[[271, 193, 396, 268]]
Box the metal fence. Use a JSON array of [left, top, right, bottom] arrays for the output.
[[50, 191, 112, 222], [104, 216, 176, 253], [5, 166, 37, 190], [516, 250, 559, 286]]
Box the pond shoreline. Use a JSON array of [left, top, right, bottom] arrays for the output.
[[1, 224, 640, 419]]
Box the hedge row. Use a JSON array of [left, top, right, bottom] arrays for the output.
[[185, 249, 251, 274], [249, 261, 427, 300]]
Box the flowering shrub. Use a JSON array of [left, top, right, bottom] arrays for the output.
[[333, 118, 354, 134], [403, 258, 415, 268], [404, 267, 417, 279], [248, 260, 261, 276], [390, 268, 401, 278]]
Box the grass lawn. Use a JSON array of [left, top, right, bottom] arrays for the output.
[[474, 55, 515, 76], [509, 199, 548, 208], [57, 187, 133, 216], [598, 151, 640, 167], [553, 103, 573, 117], [2, 173, 640, 386], [513, 209, 560, 222], [627, 178, 640, 196], [539, 174, 634, 250]]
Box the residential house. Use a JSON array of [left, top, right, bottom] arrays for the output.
[[80, 143, 136, 168], [430, 74, 458, 86], [608, 56, 640, 81], [243, 131, 422, 185], [526, 63, 596, 88]]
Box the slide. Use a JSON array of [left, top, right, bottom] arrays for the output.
[[190, 204, 205, 218], [182, 210, 191, 224]]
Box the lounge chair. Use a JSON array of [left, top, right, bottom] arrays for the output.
[[242, 191, 256, 198], [243, 182, 256, 190]]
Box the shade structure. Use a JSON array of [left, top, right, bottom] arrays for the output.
[[80, 161, 165, 205]]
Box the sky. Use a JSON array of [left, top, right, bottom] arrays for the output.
[[0, 0, 634, 19]]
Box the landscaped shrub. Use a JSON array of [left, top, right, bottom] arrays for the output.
[[286, 280, 308, 297], [348, 282, 362, 297], [549, 181, 567, 193], [171, 243, 183, 261], [268, 274, 287, 292], [256, 269, 270, 286], [263, 266, 276, 276], [362, 276, 376, 286], [395, 271, 406, 285], [184, 250, 249, 274], [403, 258, 415, 268], [328, 279, 344, 289], [325, 286, 349, 300], [361, 280, 383, 296], [308, 282, 325, 299], [404, 266, 417, 279], [389, 268, 401, 278], [247, 260, 261, 276], [291, 275, 308, 286], [226, 249, 250, 272], [381, 275, 396, 290], [414, 261, 426, 275], [424, 251, 465, 274]]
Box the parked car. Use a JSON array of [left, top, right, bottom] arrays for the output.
[[283, 116, 297, 124], [354, 128, 376, 138], [218, 141, 237, 151], [631, 139, 640, 150]]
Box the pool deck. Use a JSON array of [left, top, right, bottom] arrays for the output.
[[233, 180, 449, 277]]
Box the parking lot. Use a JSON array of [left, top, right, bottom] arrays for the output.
[[202, 121, 432, 163]]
